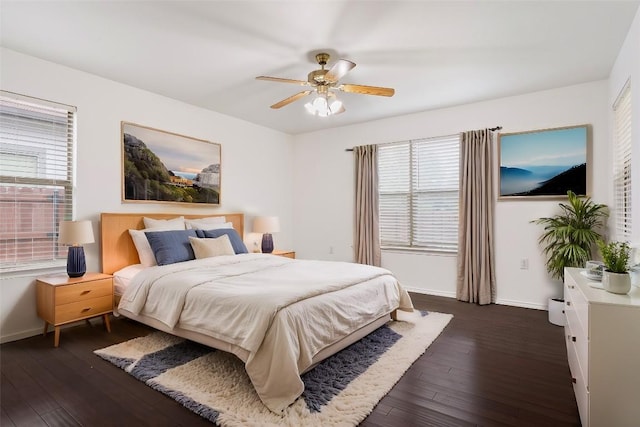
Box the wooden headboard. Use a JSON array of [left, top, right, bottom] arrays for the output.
[[100, 212, 244, 274]]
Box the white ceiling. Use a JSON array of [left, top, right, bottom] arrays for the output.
[[1, 1, 638, 135]]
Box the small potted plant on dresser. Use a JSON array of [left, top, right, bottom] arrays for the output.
[[597, 240, 631, 294], [532, 191, 608, 325]]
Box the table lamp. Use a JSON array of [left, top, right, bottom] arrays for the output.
[[58, 220, 95, 277], [253, 216, 280, 254]]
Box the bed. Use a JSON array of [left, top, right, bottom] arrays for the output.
[[100, 212, 413, 413]]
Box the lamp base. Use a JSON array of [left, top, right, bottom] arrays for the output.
[[261, 233, 274, 254], [67, 246, 87, 278]]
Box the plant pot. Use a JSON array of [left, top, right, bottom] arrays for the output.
[[548, 298, 565, 326], [602, 271, 631, 295]]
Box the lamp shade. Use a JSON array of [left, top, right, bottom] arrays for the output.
[[253, 216, 280, 234], [58, 220, 95, 246]]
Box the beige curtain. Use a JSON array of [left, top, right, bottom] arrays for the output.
[[354, 145, 381, 266], [457, 129, 496, 304]]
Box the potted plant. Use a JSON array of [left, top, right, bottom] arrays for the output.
[[597, 240, 631, 294], [532, 191, 608, 325]]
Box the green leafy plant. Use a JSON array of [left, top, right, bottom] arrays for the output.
[[532, 191, 608, 280], [597, 240, 630, 274]]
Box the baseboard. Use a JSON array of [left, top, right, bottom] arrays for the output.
[[1, 327, 42, 344], [495, 299, 546, 311], [404, 287, 547, 311], [404, 287, 456, 299], [1, 319, 96, 344]]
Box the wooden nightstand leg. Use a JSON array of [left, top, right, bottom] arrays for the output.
[[43, 322, 49, 336], [53, 326, 61, 348], [103, 314, 111, 333], [390, 310, 398, 321]]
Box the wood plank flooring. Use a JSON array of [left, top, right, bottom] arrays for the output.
[[0, 294, 580, 426]]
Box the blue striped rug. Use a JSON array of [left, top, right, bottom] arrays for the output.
[[95, 310, 452, 426]]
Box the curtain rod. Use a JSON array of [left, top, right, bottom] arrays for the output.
[[345, 126, 502, 151]]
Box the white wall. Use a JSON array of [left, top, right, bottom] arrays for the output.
[[609, 6, 640, 243], [0, 48, 295, 342], [293, 80, 610, 310]]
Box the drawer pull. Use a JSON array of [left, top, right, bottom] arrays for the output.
[[566, 301, 571, 306], [81, 307, 92, 313], [569, 285, 575, 289], [81, 290, 92, 295], [572, 378, 577, 384]]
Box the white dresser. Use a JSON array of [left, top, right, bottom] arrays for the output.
[[564, 267, 640, 427]]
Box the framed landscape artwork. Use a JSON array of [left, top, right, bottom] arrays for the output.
[[121, 122, 221, 205], [498, 124, 590, 199]]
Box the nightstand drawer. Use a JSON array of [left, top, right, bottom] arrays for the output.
[[56, 279, 112, 305], [54, 295, 113, 324]]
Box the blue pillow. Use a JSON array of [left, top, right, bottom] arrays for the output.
[[145, 229, 198, 266], [198, 228, 248, 254]]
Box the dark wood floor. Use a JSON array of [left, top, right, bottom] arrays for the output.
[[1, 294, 580, 427]]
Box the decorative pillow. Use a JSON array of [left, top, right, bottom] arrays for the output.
[[198, 228, 248, 254], [184, 216, 226, 230], [189, 235, 235, 259], [145, 229, 198, 266], [143, 216, 185, 230]]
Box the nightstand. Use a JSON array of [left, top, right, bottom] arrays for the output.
[[36, 272, 114, 347], [272, 250, 296, 259]]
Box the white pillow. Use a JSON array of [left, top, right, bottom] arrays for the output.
[[128, 229, 158, 267], [185, 216, 226, 230], [128, 221, 186, 266], [143, 216, 185, 230], [201, 221, 234, 230], [189, 235, 235, 259]]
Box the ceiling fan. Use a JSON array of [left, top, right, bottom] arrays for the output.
[[256, 52, 395, 116]]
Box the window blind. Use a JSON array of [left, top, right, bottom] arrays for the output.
[[613, 82, 632, 241], [378, 134, 460, 252], [0, 91, 77, 273]]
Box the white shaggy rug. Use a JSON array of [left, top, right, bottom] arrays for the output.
[[95, 310, 452, 426]]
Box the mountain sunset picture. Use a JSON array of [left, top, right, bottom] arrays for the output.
[[499, 125, 588, 198], [121, 122, 221, 205]]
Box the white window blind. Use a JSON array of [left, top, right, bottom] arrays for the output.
[[378, 134, 460, 252], [0, 91, 77, 273], [613, 82, 632, 241]]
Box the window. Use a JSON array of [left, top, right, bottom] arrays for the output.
[[378, 134, 460, 252], [0, 91, 76, 273], [613, 82, 632, 241]]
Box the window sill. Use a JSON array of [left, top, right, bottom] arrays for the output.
[[381, 247, 457, 256], [1, 263, 66, 280]]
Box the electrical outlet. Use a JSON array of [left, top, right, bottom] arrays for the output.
[[520, 258, 529, 270]]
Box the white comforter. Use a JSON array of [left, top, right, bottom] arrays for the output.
[[119, 253, 413, 413]]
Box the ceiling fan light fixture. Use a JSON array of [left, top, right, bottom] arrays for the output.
[[329, 98, 343, 112], [313, 95, 328, 110], [304, 101, 316, 115], [304, 92, 344, 117]]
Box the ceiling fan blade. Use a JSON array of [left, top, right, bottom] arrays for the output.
[[324, 59, 356, 83], [270, 90, 312, 109], [256, 76, 309, 86], [339, 84, 395, 97]]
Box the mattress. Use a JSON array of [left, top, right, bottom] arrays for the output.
[[112, 263, 145, 295]]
